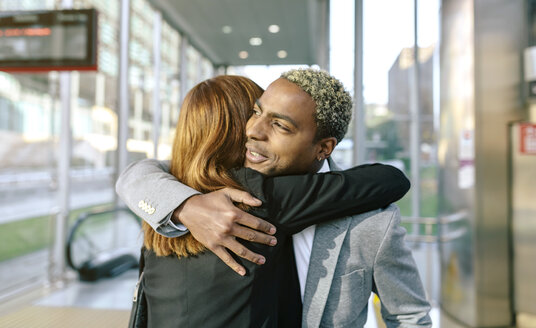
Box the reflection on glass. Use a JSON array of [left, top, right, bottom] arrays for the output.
[[361, 0, 440, 220]]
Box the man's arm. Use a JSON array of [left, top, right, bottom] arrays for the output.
[[372, 206, 432, 327], [116, 159, 199, 237], [234, 163, 410, 234], [115, 159, 277, 275]]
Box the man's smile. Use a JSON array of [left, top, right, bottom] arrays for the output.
[[245, 145, 269, 164]]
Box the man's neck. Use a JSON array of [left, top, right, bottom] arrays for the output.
[[318, 160, 330, 173], [310, 159, 324, 173]]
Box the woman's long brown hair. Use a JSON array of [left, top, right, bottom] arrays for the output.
[[142, 75, 263, 257]]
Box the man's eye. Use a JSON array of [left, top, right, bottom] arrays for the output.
[[253, 108, 261, 116], [273, 121, 289, 131]]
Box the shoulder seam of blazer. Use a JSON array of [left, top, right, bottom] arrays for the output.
[[371, 205, 398, 267]]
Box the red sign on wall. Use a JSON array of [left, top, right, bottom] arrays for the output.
[[520, 123, 536, 155]]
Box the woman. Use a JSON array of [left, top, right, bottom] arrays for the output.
[[140, 76, 408, 327]]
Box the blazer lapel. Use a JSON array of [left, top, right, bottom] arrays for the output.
[[327, 157, 341, 171], [302, 215, 351, 327]]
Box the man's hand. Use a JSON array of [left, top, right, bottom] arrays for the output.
[[174, 188, 277, 276]]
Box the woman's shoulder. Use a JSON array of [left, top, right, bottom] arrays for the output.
[[230, 167, 267, 195]]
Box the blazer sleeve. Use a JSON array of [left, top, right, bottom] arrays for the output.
[[115, 159, 200, 237], [372, 206, 432, 327], [232, 163, 410, 234]]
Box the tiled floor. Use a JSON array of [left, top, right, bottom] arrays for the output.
[[0, 270, 137, 328], [0, 268, 444, 328], [1, 243, 531, 328], [35, 270, 137, 311], [0, 306, 130, 328], [0, 243, 446, 327]]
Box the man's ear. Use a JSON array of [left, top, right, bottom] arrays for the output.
[[316, 137, 337, 161]]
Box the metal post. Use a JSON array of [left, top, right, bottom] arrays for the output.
[[49, 0, 73, 285], [179, 37, 189, 104], [353, 0, 366, 165], [48, 72, 58, 175], [152, 11, 162, 159], [428, 0, 441, 301], [116, 0, 130, 199], [410, 0, 421, 232], [51, 71, 72, 283]]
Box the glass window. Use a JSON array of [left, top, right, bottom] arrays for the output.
[[360, 0, 440, 222], [158, 20, 181, 160], [0, 0, 121, 294], [0, 0, 53, 11], [186, 45, 200, 91], [0, 0, 58, 295], [0, 0, 213, 296], [127, 0, 155, 159], [361, 0, 415, 218], [329, 0, 355, 169], [199, 57, 214, 81]]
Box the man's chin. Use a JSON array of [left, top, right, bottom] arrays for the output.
[[244, 161, 274, 176]]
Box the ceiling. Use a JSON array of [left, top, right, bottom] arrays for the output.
[[148, 0, 328, 67]]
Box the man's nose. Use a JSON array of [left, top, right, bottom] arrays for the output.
[[246, 117, 268, 140]]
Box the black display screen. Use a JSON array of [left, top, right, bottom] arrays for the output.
[[0, 9, 97, 72]]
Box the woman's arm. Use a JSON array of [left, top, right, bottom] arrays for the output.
[[232, 163, 410, 234]]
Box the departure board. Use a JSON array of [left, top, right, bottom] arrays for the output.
[[0, 9, 97, 72]]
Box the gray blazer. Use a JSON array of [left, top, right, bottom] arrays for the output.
[[301, 161, 431, 328], [116, 159, 199, 237], [303, 206, 431, 328], [116, 159, 431, 327]]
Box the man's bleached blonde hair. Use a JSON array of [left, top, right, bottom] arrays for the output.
[[281, 68, 352, 143]]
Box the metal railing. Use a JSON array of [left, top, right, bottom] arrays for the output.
[[402, 210, 468, 243]]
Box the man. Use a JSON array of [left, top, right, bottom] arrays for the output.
[[117, 69, 431, 327]]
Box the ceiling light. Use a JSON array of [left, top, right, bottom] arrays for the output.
[[249, 37, 262, 46], [277, 50, 288, 59], [222, 26, 232, 34], [268, 25, 280, 33], [239, 51, 249, 59]]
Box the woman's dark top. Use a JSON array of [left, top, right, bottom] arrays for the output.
[[143, 163, 410, 328]]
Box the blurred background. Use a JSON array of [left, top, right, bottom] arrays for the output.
[[0, 0, 535, 327]]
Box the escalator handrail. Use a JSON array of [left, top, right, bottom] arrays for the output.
[[65, 207, 140, 271]]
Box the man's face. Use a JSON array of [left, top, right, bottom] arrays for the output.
[[244, 78, 321, 176]]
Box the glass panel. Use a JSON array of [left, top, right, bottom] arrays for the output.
[[416, 0, 440, 220], [362, 0, 415, 217], [199, 57, 214, 81], [0, 0, 57, 294], [158, 20, 180, 160], [362, 0, 440, 224], [329, 0, 355, 169], [186, 45, 200, 91], [0, 0, 54, 11], [0, 0, 125, 294], [128, 0, 155, 160], [70, 0, 121, 212]]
